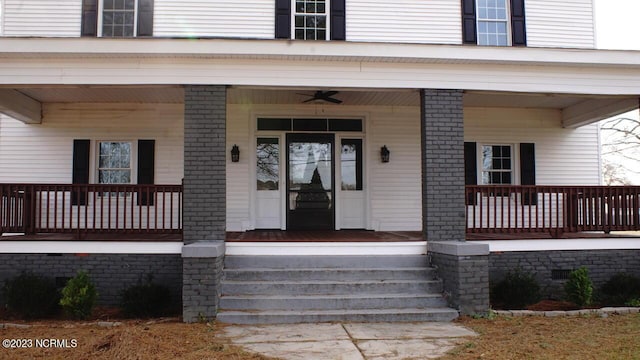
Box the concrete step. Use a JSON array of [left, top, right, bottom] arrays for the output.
[[221, 279, 443, 296], [216, 308, 459, 324], [224, 255, 428, 269], [219, 293, 448, 310], [223, 267, 437, 281]]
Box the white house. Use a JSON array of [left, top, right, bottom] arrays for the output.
[[0, 0, 639, 323]]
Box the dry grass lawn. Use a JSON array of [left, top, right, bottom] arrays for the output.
[[442, 313, 640, 360], [0, 319, 272, 360], [1, 313, 639, 359]]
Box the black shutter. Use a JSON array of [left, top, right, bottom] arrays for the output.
[[137, 140, 155, 206], [464, 142, 478, 205], [520, 143, 536, 205], [461, 0, 477, 44], [330, 0, 346, 40], [275, 0, 291, 39], [137, 0, 154, 37], [81, 0, 98, 37], [72, 140, 91, 205], [510, 0, 527, 46]]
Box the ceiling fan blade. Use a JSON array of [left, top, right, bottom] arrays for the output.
[[325, 97, 343, 104], [323, 90, 339, 97]]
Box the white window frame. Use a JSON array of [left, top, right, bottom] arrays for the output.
[[95, 140, 136, 184], [291, 0, 331, 40], [479, 143, 514, 185], [97, 0, 138, 38], [476, 0, 511, 46]]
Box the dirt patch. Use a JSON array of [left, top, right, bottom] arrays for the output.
[[442, 313, 640, 360]]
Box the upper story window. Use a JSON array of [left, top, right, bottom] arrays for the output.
[[101, 0, 137, 37], [275, 0, 345, 41], [476, 0, 509, 46], [293, 0, 328, 40], [81, 0, 154, 37], [462, 0, 526, 46]]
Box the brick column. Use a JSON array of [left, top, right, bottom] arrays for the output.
[[183, 85, 226, 243], [420, 89, 466, 242], [421, 89, 489, 315], [182, 85, 227, 322]]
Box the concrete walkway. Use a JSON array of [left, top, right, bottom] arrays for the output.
[[218, 322, 477, 360]]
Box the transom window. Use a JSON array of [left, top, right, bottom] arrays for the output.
[[481, 145, 512, 184], [476, 0, 509, 46], [257, 118, 362, 132], [102, 0, 137, 37], [293, 0, 328, 40], [98, 141, 132, 184]]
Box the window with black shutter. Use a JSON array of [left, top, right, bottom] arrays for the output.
[[276, 0, 345, 40], [82, 0, 154, 37], [461, 0, 526, 46]]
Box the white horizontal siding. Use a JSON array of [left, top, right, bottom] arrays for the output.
[[347, 0, 461, 44], [465, 107, 601, 185], [226, 104, 252, 231], [2, 0, 81, 37], [525, 0, 595, 49], [368, 106, 422, 231], [0, 103, 184, 184], [153, 0, 273, 39]]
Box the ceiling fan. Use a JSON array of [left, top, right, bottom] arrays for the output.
[[299, 90, 343, 104]]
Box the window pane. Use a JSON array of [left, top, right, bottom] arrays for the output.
[[293, 118, 327, 131], [341, 139, 363, 191], [328, 119, 363, 132], [257, 138, 279, 191], [98, 142, 131, 184], [257, 118, 292, 131], [481, 144, 512, 185]]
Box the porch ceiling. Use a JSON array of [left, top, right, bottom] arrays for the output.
[[4, 86, 637, 127]]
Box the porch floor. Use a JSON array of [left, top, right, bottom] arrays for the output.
[[1, 230, 639, 242]]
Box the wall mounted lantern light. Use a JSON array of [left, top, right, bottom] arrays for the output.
[[231, 144, 240, 162], [380, 145, 390, 163]]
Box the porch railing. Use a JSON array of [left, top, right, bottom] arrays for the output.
[[1, 184, 182, 236], [466, 185, 640, 235]]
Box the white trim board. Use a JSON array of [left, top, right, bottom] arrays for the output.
[[475, 239, 640, 252], [225, 241, 428, 256], [0, 241, 183, 254]]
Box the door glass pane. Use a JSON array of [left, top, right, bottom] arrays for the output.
[[257, 138, 279, 190], [289, 142, 331, 190], [289, 141, 332, 210], [341, 139, 363, 190]]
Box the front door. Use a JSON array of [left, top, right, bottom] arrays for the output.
[[286, 133, 334, 230]]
